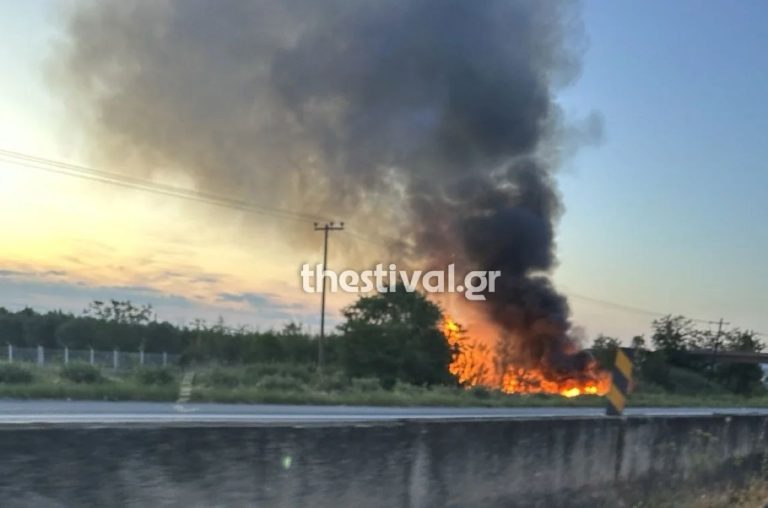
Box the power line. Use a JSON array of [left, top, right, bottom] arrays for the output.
[[2, 150, 766, 334], [342, 228, 410, 250], [565, 292, 723, 325], [0, 148, 327, 224], [0, 148, 420, 250]]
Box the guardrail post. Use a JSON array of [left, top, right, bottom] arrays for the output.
[[139, 348, 144, 366], [64, 346, 69, 364], [113, 349, 119, 370], [162, 351, 168, 367], [37, 345, 44, 366], [90, 348, 95, 365], [7, 343, 12, 364]]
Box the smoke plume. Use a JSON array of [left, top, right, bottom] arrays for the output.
[[57, 0, 596, 380]]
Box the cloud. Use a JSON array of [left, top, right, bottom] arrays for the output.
[[0, 270, 24, 277], [216, 291, 309, 320], [0, 269, 68, 278], [218, 291, 276, 306], [157, 270, 222, 286], [0, 278, 194, 312], [0, 272, 317, 329]]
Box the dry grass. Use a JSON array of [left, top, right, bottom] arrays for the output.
[[634, 477, 768, 507]]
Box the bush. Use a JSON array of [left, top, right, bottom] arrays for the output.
[[205, 368, 242, 388], [714, 363, 766, 396], [666, 366, 727, 395], [350, 377, 382, 392], [313, 370, 348, 391], [468, 385, 493, 399], [0, 363, 34, 384], [136, 367, 175, 386], [392, 381, 428, 396], [60, 363, 104, 384], [255, 374, 306, 392], [244, 363, 316, 384], [639, 351, 673, 390]]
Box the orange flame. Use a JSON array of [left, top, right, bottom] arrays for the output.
[[443, 317, 610, 398]]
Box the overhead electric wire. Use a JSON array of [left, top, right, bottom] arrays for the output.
[[567, 292, 717, 324], [2, 149, 765, 333], [564, 291, 767, 332], [0, 148, 416, 250], [565, 292, 671, 319], [0, 148, 328, 224], [342, 228, 413, 250]]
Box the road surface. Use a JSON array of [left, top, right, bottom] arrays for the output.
[[0, 400, 767, 424]]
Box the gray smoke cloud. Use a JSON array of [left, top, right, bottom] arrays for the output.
[[57, 0, 598, 378]]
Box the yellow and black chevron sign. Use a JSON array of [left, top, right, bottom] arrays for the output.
[[606, 348, 634, 416]]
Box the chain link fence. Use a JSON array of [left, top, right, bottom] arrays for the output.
[[2, 345, 178, 370]]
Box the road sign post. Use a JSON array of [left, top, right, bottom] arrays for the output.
[[606, 348, 634, 416]]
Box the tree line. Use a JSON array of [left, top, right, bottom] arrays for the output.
[[0, 290, 453, 388], [592, 315, 765, 396], [1, 293, 764, 396]]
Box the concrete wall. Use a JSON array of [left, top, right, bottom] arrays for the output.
[[1, 415, 766, 507]]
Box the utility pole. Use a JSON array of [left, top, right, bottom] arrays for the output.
[[710, 318, 730, 373], [314, 221, 344, 371]]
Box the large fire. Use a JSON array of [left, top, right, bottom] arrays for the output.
[[443, 318, 610, 398]]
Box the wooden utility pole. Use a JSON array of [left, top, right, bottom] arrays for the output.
[[314, 221, 344, 370], [710, 318, 730, 373]]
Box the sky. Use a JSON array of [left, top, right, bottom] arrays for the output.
[[0, 0, 766, 342]]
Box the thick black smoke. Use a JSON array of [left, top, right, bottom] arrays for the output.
[[57, 0, 596, 375]]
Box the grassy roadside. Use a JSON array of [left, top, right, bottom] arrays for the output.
[[3, 361, 768, 407], [0, 382, 178, 401], [190, 385, 604, 407], [0, 362, 179, 402], [189, 386, 768, 408]]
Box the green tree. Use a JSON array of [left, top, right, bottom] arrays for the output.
[[591, 335, 620, 370], [651, 315, 696, 353], [713, 329, 765, 396], [651, 315, 710, 371], [337, 286, 455, 388], [85, 300, 152, 325]]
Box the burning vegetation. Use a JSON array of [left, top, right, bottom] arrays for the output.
[[59, 0, 605, 398], [443, 317, 610, 398]]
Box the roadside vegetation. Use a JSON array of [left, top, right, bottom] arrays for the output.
[[633, 474, 768, 508], [0, 362, 178, 401], [0, 291, 766, 406], [3, 358, 768, 407], [593, 315, 766, 399]]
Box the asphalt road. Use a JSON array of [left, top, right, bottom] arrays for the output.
[[0, 400, 767, 424]]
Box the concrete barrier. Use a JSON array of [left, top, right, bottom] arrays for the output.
[[0, 414, 766, 507]]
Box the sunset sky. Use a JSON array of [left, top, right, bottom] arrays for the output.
[[0, 0, 766, 342]]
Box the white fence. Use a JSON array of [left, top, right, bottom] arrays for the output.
[[2, 345, 179, 370]]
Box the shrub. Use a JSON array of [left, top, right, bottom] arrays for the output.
[[60, 363, 104, 384], [393, 381, 428, 396], [244, 363, 316, 384], [313, 370, 348, 391], [468, 385, 492, 399], [0, 363, 34, 384], [714, 363, 766, 396], [205, 368, 242, 388], [136, 367, 175, 386], [350, 377, 382, 392], [255, 374, 306, 392]]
